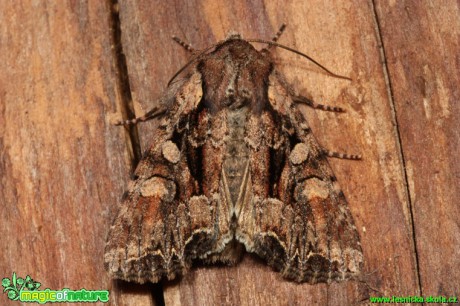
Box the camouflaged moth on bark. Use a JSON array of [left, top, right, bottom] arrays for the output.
[[104, 24, 363, 284]]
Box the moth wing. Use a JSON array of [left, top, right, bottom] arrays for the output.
[[104, 72, 223, 283], [237, 72, 363, 283]]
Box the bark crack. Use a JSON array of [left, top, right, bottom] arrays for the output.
[[109, 0, 142, 168], [370, 0, 423, 296]]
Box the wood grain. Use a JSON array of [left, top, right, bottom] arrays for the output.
[[0, 1, 135, 305], [1, 0, 458, 305], [374, 0, 460, 299]]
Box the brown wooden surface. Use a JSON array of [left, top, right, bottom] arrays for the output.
[[0, 1, 134, 306], [374, 1, 460, 299], [0, 1, 458, 306]]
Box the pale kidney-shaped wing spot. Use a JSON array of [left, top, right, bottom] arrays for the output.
[[267, 74, 292, 115], [301, 177, 330, 200], [162, 140, 180, 164], [182, 72, 203, 109], [289, 143, 310, 165], [140, 177, 176, 202]]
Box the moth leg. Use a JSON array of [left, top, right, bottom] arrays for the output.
[[322, 149, 362, 160], [172, 36, 195, 53], [271, 23, 287, 43], [114, 106, 166, 126], [262, 23, 287, 53], [293, 95, 345, 113]]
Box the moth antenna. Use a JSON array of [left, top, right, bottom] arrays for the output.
[[172, 36, 195, 53], [261, 23, 287, 53], [167, 42, 225, 86], [247, 39, 352, 81]]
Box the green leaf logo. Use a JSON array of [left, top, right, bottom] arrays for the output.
[[2, 273, 41, 301], [1, 278, 10, 288]]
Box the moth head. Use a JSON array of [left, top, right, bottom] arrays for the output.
[[226, 31, 243, 41]]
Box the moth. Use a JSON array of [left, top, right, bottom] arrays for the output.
[[105, 24, 363, 284]]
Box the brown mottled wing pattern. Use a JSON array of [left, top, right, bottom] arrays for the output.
[[236, 71, 363, 283], [105, 37, 363, 284], [104, 72, 233, 283]]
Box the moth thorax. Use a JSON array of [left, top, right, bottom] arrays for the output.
[[224, 73, 252, 108]]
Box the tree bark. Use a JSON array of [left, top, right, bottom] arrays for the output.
[[1, 1, 458, 305]]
